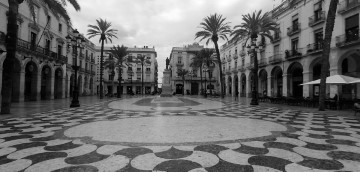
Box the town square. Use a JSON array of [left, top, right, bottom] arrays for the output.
[[0, 0, 360, 171]]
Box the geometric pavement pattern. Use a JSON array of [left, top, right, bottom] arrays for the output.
[[0, 97, 359, 172]]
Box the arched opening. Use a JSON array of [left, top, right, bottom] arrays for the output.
[[287, 62, 303, 98], [271, 66, 283, 97], [234, 75, 239, 96], [259, 69, 268, 96], [240, 73, 246, 97], [339, 51, 360, 99], [2, 58, 21, 102], [84, 76, 88, 96], [54, 68, 63, 99], [176, 83, 183, 94], [78, 75, 82, 96], [70, 74, 75, 97], [228, 76, 232, 95], [90, 77, 93, 95], [41, 65, 52, 100], [25, 61, 38, 101]]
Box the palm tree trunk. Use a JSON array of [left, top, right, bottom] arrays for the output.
[[200, 66, 203, 95], [99, 37, 105, 99], [250, 37, 259, 105], [117, 66, 122, 98], [319, 0, 338, 111], [214, 41, 224, 98], [1, 0, 21, 114], [142, 63, 144, 95]]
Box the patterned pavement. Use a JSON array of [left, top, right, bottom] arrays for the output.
[[0, 96, 359, 171]]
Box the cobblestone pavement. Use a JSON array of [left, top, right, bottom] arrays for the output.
[[0, 96, 359, 171]]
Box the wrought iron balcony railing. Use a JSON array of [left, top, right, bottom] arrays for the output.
[[287, 23, 301, 36], [308, 11, 325, 27], [269, 54, 283, 64], [259, 58, 268, 67], [272, 32, 281, 43], [285, 48, 303, 60], [338, 0, 360, 14], [307, 42, 323, 54], [336, 31, 360, 48]]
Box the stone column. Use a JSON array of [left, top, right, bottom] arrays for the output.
[[282, 73, 289, 97], [302, 71, 311, 98], [19, 70, 25, 102], [267, 76, 272, 97], [246, 75, 251, 98]]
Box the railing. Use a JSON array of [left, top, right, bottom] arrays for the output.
[[308, 11, 325, 27], [307, 42, 323, 54], [285, 48, 303, 59], [246, 63, 253, 69], [287, 23, 301, 36], [233, 53, 238, 59], [338, 0, 360, 14], [336, 31, 360, 48], [272, 32, 281, 43], [269, 54, 283, 64], [16, 38, 66, 64], [240, 50, 246, 57], [259, 58, 267, 67], [238, 66, 246, 72]]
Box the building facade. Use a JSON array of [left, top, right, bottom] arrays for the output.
[[168, 43, 220, 95], [0, 0, 97, 107], [221, 0, 360, 100], [95, 46, 158, 95]]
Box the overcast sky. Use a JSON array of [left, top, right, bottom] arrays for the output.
[[66, 0, 283, 84]]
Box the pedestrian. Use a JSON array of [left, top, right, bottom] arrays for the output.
[[235, 91, 239, 101]]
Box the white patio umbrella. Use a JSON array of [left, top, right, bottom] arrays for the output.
[[300, 74, 360, 85]]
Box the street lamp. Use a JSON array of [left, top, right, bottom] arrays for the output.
[[246, 40, 263, 105], [66, 29, 85, 108]]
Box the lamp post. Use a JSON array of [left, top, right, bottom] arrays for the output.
[[246, 39, 262, 106], [66, 29, 85, 108]]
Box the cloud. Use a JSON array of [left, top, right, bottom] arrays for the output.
[[66, 0, 283, 85]]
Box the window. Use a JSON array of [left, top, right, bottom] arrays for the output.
[[314, 29, 323, 49], [128, 67, 132, 71], [235, 47, 238, 55], [314, 1, 322, 21], [30, 32, 37, 50], [86, 50, 88, 58], [85, 63, 88, 70], [137, 74, 141, 80], [45, 39, 51, 55], [345, 14, 359, 42], [146, 68, 150, 71], [57, 45, 62, 57], [80, 60, 82, 68], [292, 14, 299, 31], [274, 45, 280, 54], [291, 38, 299, 51], [235, 60, 237, 68], [58, 23, 62, 32], [46, 15, 51, 28], [178, 56, 182, 63], [33, 6, 39, 23], [137, 68, 141, 71]]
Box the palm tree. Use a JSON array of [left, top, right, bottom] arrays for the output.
[[1, 0, 80, 114], [202, 49, 217, 95], [190, 52, 205, 94], [87, 18, 118, 99], [319, 0, 339, 111], [231, 10, 277, 105], [135, 55, 150, 95], [110, 45, 128, 98], [195, 13, 231, 98], [177, 69, 189, 95]]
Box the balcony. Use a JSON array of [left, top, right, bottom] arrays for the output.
[[238, 66, 246, 72], [246, 63, 253, 69], [259, 58, 267, 67], [233, 53, 238, 60], [338, 0, 360, 14], [336, 31, 360, 48], [308, 11, 325, 27], [79, 68, 85, 73], [307, 42, 323, 55], [91, 58, 95, 63], [176, 62, 184, 67], [287, 23, 301, 36], [240, 50, 246, 57], [272, 32, 281, 43], [269, 54, 283, 64], [285, 48, 303, 60], [16, 38, 66, 64]]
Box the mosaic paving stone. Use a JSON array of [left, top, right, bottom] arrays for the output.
[[154, 159, 202, 172], [115, 147, 153, 159], [194, 144, 228, 155], [65, 151, 109, 164], [297, 158, 344, 170], [248, 155, 292, 171], [155, 147, 192, 159]]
